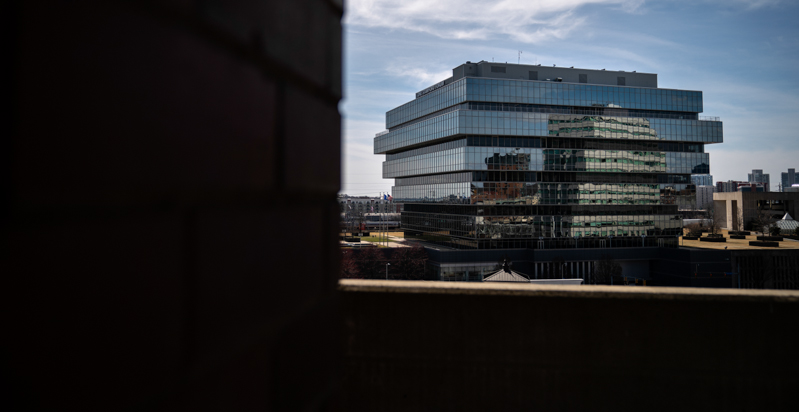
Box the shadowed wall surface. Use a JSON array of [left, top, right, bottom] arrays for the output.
[[337, 280, 799, 411], [5, 1, 342, 410]]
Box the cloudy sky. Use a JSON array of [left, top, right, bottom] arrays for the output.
[[340, 0, 799, 196]]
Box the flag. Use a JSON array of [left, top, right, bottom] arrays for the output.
[[383, 194, 387, 200], [388, 195, 393, 201]]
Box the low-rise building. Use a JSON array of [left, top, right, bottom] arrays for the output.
[[716, 180, 765, 193], [713, 191, 799, 231]]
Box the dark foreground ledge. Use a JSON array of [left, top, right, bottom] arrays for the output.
[[336, 280, 799, 411]]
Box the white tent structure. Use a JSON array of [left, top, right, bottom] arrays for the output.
[[777, 213, 798, 233], [483, 259, 530, 282]]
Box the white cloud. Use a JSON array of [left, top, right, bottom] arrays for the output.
[[384, 65, 453, 88], [345, 0, 646, 44], [704, 0, 784, 10]]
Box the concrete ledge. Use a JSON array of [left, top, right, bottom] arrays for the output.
[[339, 279, 799, 301], [337, 279, 799, 410]]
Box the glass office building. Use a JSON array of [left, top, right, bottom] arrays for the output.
[[375, 61, 723, 250]]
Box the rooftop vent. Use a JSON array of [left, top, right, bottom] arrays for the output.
[[556, 77, 562, 82]]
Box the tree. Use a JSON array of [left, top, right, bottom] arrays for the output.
[[594, 255, 622, 285], [392, 245, 428, 280], [706, 205, 722, 236], [769, 225, 782, 236], [356, 247, 386, 279], [753, 209, 775, 236], [341, 250, 362, 279], [685, 223, 703, 237]]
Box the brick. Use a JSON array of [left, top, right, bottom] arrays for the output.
[[192, 204, 331, 373], [7, 212, 186, 409], [284, 85, 341, 193], [198, 0, 342, 95], [16, 3, 276, 208]]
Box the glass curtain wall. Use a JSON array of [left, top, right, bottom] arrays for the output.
[[375, 67, 722, 250]]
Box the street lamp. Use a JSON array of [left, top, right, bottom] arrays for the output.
[[386, 263, 390, 280]]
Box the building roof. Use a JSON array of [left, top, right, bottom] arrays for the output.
[[484, 259, 530, 282]]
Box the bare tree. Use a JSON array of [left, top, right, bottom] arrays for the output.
[[392, 245, 428, 280], [356, 247, 386, 279], [753, 209, 775, 236], [706, 205, 722, 236], [685, 223, 703, 237], [341, 249, 362, 279]]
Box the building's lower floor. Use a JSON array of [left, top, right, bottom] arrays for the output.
[[421, 246, 799, 289]]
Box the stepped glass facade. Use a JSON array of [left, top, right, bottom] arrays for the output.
[[375, 62, 723, 250]]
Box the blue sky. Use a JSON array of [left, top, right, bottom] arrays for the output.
[[340, 0, 799, 196]]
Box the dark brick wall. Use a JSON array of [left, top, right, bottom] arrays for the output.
[[6, 1, 342, 410]]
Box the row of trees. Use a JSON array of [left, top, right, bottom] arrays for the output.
[[341, 246, 428, 280]]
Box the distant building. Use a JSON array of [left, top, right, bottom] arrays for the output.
[[691, 174, 713, 187], [339, 195, 399, 215], [780, 168, 798, 192], [374, 60, 726, 283], [739, 185, 764, 193], [713, 191, 799, 231], [696, 185, 715, 209], [748, 169, 770, 192], [716, 180, 765, 193]]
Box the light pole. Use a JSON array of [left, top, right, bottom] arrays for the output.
[[386, 262, 390, 280]]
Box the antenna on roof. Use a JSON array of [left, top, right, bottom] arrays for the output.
[[518, 50, 522, 64]]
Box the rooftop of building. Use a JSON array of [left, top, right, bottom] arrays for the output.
[[448, 60, 658, 88], [680, 229, 799, 250]]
